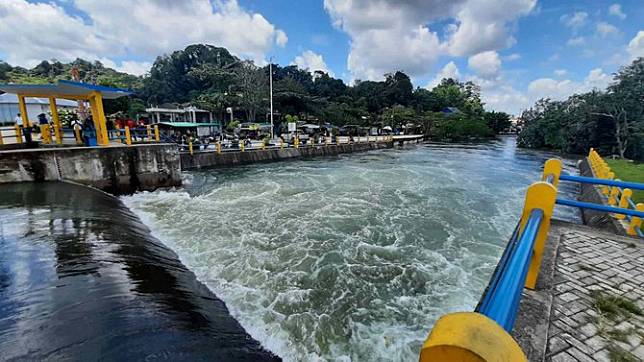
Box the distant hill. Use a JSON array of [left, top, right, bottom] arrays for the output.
[[0, 58, 141, 90]]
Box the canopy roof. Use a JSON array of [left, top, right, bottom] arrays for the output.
[[0, 80, 132, 99], [0, 93, 77, 106]]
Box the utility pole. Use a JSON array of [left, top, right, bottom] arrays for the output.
[[269, 57, 274, 139]]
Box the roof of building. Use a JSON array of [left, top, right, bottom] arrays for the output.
[[0, 80, 132, 99], [146, 106, 209, 113], [0, 93, 77, 106], [158, 122, 221, 128]]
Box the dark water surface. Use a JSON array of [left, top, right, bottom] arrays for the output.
[[0, 182, 278, 361]]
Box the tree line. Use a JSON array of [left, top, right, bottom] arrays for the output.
[[518, 57, 644, 160], [1, 44, 511, 139]]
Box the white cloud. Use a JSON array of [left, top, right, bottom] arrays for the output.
[[554, 69, 567, 76], [567, 36, 586, 46], [426, 61, 461, 89], [504, 53, 521, 61], [560, 12, 588, 31], [596, 22, 619, 38], [467, 51, 501, 78], [323, 0, 534, 80], [275, 30, 288, 47], [527, 68, 611, 101], [0, 0, 287, 69], [446, 0, 536, 56], [292, 50, 334, 77], [608, 4, 626, 20], [117, 61, 154, 76], [627, 31, 644, 60]]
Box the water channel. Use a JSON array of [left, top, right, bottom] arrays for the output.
[[0, 137, 579, 361]]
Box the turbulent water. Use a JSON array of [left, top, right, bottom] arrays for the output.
[[123, 137, 579, 361]]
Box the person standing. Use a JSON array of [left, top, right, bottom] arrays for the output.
[[14, 113, 33, 143]]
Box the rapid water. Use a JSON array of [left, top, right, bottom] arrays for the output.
[[123, 137, 579, 361]]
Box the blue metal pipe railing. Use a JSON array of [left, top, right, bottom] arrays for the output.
[[560, 174, 644, 191], [476, 208, 544, 332], [556, 198, 644, 219]]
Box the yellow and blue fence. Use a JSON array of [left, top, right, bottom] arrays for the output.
[[419, 152, 643, 361]]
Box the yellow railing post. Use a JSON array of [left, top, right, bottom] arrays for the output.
[[336, 136, 340, 144], [40, 125, 51, 144], [616, 188, 632, 220], [14, 123, 23, 144], [627, 203, 644, 235], [419, 312, 527, 362], [295, 137, 299, 149], [146, 125, 152, 142], [280, 139, 284, 149], [216, 142, 222, 154], [541, 158, 562, 187], [0, 129, 3, 145], [189, 140, 193, 155], [603, 172, 614, 195], [240, 141, 245, 152], [74, 128, 82, 145], [154, 125, 160, 142], [521, 181, 557, 289], [608, 184, 620, 206], [124, 126, 132, 146]]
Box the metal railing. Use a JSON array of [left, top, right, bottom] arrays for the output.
[[419, 152, 644, 361], [180, 135, 395, 155]]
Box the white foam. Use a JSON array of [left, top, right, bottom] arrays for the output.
[[122, 142, 579, 361]]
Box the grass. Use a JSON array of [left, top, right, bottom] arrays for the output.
[[606, 344, 639, 362], [605, 159, 644, 203], [590, 290, 642, 320]]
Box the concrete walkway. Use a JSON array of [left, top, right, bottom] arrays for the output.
[[514, 221, 643, 362]]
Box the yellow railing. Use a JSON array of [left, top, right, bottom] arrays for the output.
[[587, 148, 643, 236]]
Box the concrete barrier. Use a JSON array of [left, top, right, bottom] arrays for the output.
[[180, 142, 394, 170], [577, 158, 624, 234], [0, 144, 181, 194]]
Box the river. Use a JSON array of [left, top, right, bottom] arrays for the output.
[[121, 136, 579, 361]]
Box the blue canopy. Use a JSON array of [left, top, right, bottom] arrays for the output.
[[0, 80, 132, 99]]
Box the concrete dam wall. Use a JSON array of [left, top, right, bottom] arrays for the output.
[[180, 141, 394, 170], [0, 144, 182, 194]]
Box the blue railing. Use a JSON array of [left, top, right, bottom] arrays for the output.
[[420, 154, 644, 361], [476, 209, 544, 331]]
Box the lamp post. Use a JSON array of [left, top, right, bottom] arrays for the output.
[[269, 57, 274, 140]]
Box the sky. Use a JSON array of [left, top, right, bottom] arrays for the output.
[[0, 0, 643, 115]]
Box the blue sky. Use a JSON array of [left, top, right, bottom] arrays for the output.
[[0, 0, 643, 114]]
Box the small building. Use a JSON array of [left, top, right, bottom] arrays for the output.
[[146, 105, 222, 138], [146, 105, 215, 124], [0, 93, 77, 125]]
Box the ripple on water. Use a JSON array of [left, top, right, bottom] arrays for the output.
[[123, 137, 580, 361]]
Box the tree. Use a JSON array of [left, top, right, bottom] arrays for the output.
[[483, 111, 511, 133], [605, 58, 644, 158], [233, 61, 267, 121]]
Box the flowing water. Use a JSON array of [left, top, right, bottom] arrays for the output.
[[0, 182, 278, 361], [122, 137, 580, 361]]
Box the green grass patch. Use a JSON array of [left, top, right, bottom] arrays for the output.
[[607, 344, 638, 362], [605, 159, 644, 203], [590, 291, 642, 320]]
